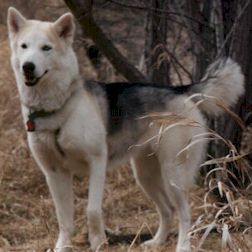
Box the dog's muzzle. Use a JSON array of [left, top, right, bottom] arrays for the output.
[[23, 62, 48, 87], [25, 71, 48, 87]]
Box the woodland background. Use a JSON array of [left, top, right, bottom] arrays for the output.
[[1, 0, 252, 251]]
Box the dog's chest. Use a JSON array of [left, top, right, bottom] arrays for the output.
[[32, 131, 89, 175]]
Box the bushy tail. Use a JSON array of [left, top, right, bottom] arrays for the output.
[[191, 58, 245, 116]]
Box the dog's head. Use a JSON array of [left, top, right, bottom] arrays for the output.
[[7, 7, 78, 88]]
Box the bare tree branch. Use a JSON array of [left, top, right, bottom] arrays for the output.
[[145, 0, 171, 86], [107, 0, 213, 29], [216, 0, 250, 59], [64, 0, 147, 82], [213, 0, 224, 56], [164, 46, 193, 82], [185, 0, 215, 81]]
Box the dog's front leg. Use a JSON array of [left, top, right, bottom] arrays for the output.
[[45, 169, 74, 252], [29, 135, 74, 252], [87, 153, 107, 251]]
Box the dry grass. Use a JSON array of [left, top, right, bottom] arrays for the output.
[[1, 5, 252, 252]]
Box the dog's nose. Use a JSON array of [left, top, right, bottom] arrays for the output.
[[23, 62, 36, 74]]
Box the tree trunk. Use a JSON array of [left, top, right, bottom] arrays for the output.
[[206, 0, 252, 187], [145, 0, 171, 85], [220, 0, 252, 185], [216, 0, 252, 149], [185, 0, 215, 81], [184, 0, 251, 186]]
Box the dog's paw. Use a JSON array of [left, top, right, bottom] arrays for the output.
[[176, 246, 191, 252], [54, 241, 73, 252], [89, 232, 107, 251], [54, 233, 73, 252], [142, 236, 166, 247], [142, 238, 164, 247], [46, 247, 72, 252], [176, 248, 191, 252], [176, 239, 191, 252]]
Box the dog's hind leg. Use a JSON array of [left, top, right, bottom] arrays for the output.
[[131, 148, 174, 246], [156, 124, 206, 252], [162, 171, 191, 252]]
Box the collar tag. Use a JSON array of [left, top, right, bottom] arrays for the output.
[[26, 109, 55, 132], [26, 118, 36, 132]]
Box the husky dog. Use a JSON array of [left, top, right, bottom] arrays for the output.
[[7, 7, 244, 252]]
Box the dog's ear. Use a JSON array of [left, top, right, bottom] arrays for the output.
[[53, 13, 75, 44], [7, 7, 27, 35]]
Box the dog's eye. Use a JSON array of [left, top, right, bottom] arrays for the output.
[[42, 45, 52, 51], [21, 43, 28, 49]]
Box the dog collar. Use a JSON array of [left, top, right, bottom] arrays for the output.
[[24, 77, 82, 132], [26, 109, 56, 132]]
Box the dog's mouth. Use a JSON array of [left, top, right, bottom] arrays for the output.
[[25, 70, 49, 87]]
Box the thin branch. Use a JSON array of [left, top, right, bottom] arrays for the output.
[[64, 0, 147, 82], [216, 0, 251, 59], [107, 0, 214, 30], [213, 0, 224, 56], [163, 46, 193, 81], [171, 21, 184, 54], [170, 56, 184, 85]]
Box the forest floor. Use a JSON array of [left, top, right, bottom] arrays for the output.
[[1, 3, 252, 252]]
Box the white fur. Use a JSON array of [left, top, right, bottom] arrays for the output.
[[198, 58, 244, 116], [7, 7, 244, 252], [8, 7, 78, 112]]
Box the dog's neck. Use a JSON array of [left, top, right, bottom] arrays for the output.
[[23, 77, 82, 132], [20, 76, 82, 112]]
